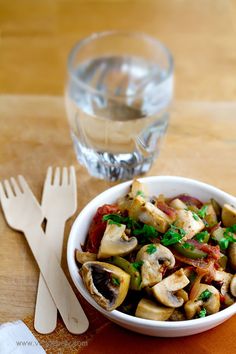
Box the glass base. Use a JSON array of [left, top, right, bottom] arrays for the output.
[[71, 133, 155, 181]]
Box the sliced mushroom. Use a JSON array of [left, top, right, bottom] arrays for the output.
[[222, 204, 236, 227], [230, 274, 236, 297], [136, 243, 175, 287], [174, 209, 205, 240], [80, 261, 130, 311], [204, 203, 218, 227], [152, 268, 190, 308], [135, 298, 174, 321], [75, 249, 97, 264], [128, 195, 146, 220], [138, 199, 171, 233], [130, 179, 147, 198], [184, 284, 220, 319], [176, 289, 189, 302], [169, 198, 187, 210], [97, 223, 137, 259], [213, 270, 233, 296], [184, 300, 202, 320], [169, 309, 186, 321], [229, 243, 236, 271]]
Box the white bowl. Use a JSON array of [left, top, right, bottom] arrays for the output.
[[67, 176, 236, 337]]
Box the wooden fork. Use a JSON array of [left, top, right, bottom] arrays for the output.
[[0, 176, 89, 334], [34, 166, 78, 334]]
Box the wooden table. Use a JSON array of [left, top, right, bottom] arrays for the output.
[[1, 0, 236, 99], [1, 1, 236, 353]]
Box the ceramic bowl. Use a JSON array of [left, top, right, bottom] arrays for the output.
[[67, 176, 236, 337]]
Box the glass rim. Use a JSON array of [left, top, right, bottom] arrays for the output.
[[67, 30, 174, 100]]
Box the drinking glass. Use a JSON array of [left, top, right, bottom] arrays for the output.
[[65, 31, 174, 181]]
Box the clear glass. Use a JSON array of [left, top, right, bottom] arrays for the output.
[[65, 31, 174, 181]]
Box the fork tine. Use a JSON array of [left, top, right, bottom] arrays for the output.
[[45, 166, 53, 186], [62, 167, 68, 185], [4, 179, 14, 198], [0, 181, 7, 201], [69, 166, 76, 187], [53, 167, 60, 185], [18, 175, 31, 193], [10, 177, 22, 196]]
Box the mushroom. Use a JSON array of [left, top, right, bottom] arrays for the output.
[[174, 209, 205, 240], [152, 268, 190, 308], [75, 249, 97, 264], [130, 179, 147, 198], [169, 309, 186, 321], [137, 198, 171, 233], [184, 284, 220, 319], [204, 203, 218, 227], [176, 289, 189, 303], [213, 270, 233, 296], [184, 300, 202, 319], [135, 243, 175, 287], [135, 298, 174, 321], [169, 198, 187, 210], [229, 243, 236, 271], [230, 274, 236, 297], [222, 204, 236, 227], [118, 180, 147, 212], [80, 261, 130, 311], [97, 223, 137, 259]]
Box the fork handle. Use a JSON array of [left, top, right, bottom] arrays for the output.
[[34, 219, 65, 334], [25, 224, 89, 334]]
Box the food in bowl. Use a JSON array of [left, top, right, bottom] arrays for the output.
[[74, 179, 236, 323]]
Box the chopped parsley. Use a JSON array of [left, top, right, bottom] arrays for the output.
[[108, 219, 122, 227], [195, 231, 209, 243], [192, 212, 200, 221], [218, 224, 236, 250], [198, 308, 207, 318], [198, 205, 208, 219], [103, 214, 159, 244], [136, 190, 145, 197], [146, 244, 157, 255], [182, 242, 195, 250], [219, 238, 230, 250], [133, 224, 158, 243], [103, 214, 139, 229], [225, 224, 236, 233], [111, 277, 120, 286], [198, 289, 212, 301], [161, 224, 186, 246], [131, 260, 144, 270]]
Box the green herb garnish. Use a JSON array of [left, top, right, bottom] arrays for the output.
[[225, 224, 236, 233], [161, 224, 186, 246], [198, 205, 208, 218], [192, 212, 200, 221], [146, 244, 157, 255], [103, 214, 123, 223], [218, 225, 236, 250], [195, 231, 209, 243], [111, 277, 120, 286], [136, 190, 145, 197], [131, 261, 144, 270], [133, 224, 158, 243], [198, 308, 207, 318], [103, 214, 139, 229], [219, 238, 230, 250], [198, 289, 212, 301], [182, 242, 195, 250], [108, 220, 122, 226]]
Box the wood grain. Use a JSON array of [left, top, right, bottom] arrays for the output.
[[0, 95, 236, 325], [1, 0, 236, 99]]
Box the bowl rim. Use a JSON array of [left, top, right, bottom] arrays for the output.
[[67, 175, 236, 329]]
